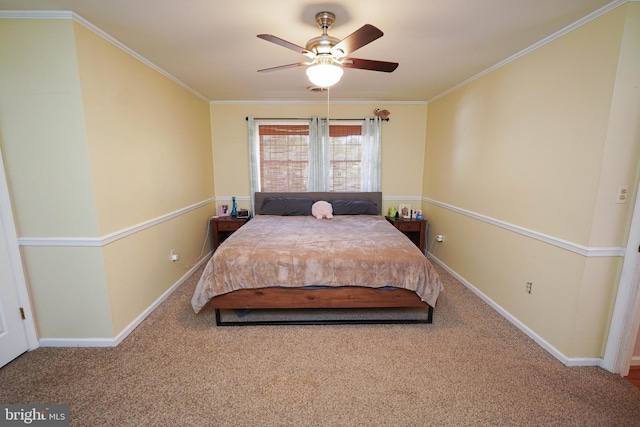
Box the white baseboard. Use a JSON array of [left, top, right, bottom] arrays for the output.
[[428, 255, 603, 368], [37, 337, 117, 348], [631, 356, 640, 366], [38, 255, 211, 348]]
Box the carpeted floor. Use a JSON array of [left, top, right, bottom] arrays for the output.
[[1, 263, 639, 426]]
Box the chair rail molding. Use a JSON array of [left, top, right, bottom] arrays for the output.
[[423, 198, 625, 258], [18, 198, 215, 248]]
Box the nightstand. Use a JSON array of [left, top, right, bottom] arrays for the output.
[[385, 216, 428, 253], [210, 217, 249, 251]]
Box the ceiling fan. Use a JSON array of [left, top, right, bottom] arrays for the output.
[[257, 11, 398, 88]]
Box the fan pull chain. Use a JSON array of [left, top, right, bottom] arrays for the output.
[[326, 86, 330, 121]]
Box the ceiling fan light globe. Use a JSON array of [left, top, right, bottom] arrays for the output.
[[306, 63, 343, 87]]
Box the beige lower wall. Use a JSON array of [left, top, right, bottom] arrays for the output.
[[20, 246, 113, 339], [423, 203, 621, 358], [19, 201, 215, 340], [575, 257, 623, 357], [102, 204, 214, 334]]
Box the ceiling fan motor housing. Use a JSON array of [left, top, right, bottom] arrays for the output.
[[306, 12, 340, 56], [315, 11, 335, 29]]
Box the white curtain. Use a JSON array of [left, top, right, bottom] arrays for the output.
[[247, 116, 260, 214], [248, 116, 381, 195], [308, 117, 330, 191], [361, 116, 382, 191]]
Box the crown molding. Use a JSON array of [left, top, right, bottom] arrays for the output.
[[0, 10, 209, 103], [0, 10, 73, 19], [428, 0, 629, 103]]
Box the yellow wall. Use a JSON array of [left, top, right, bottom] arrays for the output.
[[0, 18, 112, 338], [0, 18, 214, 340], [73, 23, 215, 334], [0, 19, 99, 238], [615, 2, 640, 364], [423, 4, 640, 358], [75, 23, 214, 235], [210, 102, 427, 214]]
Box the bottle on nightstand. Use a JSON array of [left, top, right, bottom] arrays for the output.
[[231, 196, 237, 217]]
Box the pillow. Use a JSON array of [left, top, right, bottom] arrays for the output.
[[260, 197, 314, 216], [330, 199, 378, 215], [311, 200, 333, 219]]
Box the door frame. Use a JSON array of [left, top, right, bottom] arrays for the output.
[[603, 177, 640, 375], [0, 146, 38, 351]]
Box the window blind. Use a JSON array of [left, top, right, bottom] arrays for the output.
[[259, 124, 309, 192], [328, 125, 362, 192]]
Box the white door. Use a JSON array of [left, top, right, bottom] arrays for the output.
[[0, 201, 29, 367], [604, 178, 640, 374]]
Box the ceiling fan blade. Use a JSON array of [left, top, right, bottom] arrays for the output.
[[331, 24, 383, 57], [257, 34, 315, 58], [258, 62, 310, 73], [341, 58, 398, 72]]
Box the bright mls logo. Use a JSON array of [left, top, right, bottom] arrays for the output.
[[0, 405, 69, 426]]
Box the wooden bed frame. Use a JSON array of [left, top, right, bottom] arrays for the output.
[[209, 191, 433, 326]]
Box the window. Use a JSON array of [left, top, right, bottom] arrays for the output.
[[258, 124, 310, 192], [329, 124, 363, 192], [248, 117, 381, 198]]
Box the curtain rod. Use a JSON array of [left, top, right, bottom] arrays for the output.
[[245, 116, 389, 122]]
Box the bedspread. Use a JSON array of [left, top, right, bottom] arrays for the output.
[[191, 215, 443, 313]]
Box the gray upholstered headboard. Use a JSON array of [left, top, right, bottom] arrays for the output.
[[254, 192, 382, 215]]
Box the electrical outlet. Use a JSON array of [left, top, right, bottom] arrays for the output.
[[436, 234, 444, 242], [526, 282, 533, 294], [616, 185, 629, 204], [171, 249, 179, 262]]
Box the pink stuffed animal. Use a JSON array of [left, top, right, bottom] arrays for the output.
[[312, 200, 333, 219]]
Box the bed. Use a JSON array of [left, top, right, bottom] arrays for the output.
[[191, 192, 443, 325]]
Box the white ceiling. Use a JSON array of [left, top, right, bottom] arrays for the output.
[[0, 0, 620, 102]]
